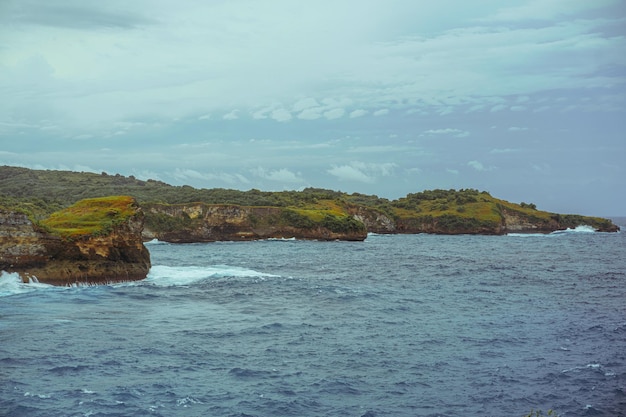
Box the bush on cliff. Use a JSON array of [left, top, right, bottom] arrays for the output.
[[39, 196, 139, 239], [0, 166, 618, 234]]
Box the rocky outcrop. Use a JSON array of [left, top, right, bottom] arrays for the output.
[[499, 208, 559, 233], [350, 207, 396, 234], [143, 203, 367, 242], [348, 206, 620, 235], [0, 200, 151, 286]]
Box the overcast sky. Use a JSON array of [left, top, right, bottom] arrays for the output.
[[1, 0, 625, 216]]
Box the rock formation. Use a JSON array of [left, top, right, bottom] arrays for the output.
[[0, 197, 151, 285], [142, 203, 367, 242]]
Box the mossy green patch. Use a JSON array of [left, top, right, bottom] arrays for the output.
[[40, 196, 137, 239], [281, 201, 366, 233]]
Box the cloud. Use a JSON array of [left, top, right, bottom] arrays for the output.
[[173, 168, 212, 182], [327, 161, 397, 183], [423, 128, 470, 138], [2, 1, 623, 134], [271, 108, 292, 122], [223, 110, 239, 120], [252, 167, 304, 183], [0, 1, 624, 215], [490, 148, 520, 154], [324, 108, 345, 120], [297, 108, 322, 120], [328, 164, 374, 183], [468, 161, 485, 171], [487, 0, 616, 21], [171, 168, 251, 186], [7, 2, 155, 30], [468, 160, 495, 172], [293, 98, 320, 112], [349, 109, 368, 118]]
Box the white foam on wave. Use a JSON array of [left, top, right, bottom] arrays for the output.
[[507, 224, 598, 237], [24, 391, 51, 399], [552, 225, 597, 234], [0, 271, 56, 297], [506, 233, 547, 237], [144, 264, 279, 287], [144, 238, 168, 245]]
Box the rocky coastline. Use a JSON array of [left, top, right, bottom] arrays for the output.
[[0, 167, 619, 285], [0, 197, 150, 286]]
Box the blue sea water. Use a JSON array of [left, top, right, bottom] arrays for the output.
[[1, 225, 625, 417]]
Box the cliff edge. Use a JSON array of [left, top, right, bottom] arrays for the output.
[[0, 196, 151, 285], [142, 202, 367, 242]]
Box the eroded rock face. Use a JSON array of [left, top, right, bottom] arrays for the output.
[[0, 208, 150, 286], [499, 209, 558, 233], [350, 207, 396, 234], [143, 204, 367, 242]]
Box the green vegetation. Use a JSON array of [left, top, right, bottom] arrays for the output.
[[143, 210, 195, 233], [0, 166, 617, 234], [389, 189, 502, 231], [283, 199, 366, 233], [39, 196, 138, 239]]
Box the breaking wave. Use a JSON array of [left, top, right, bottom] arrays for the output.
[[0, 271, 55, 297], [144, 238, 169, 245], [143, 264, 279, 287], [1, 263, 278, 295], [507, 224, 597, 237]]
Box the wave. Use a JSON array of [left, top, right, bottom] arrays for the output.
[[143, 265, 279, 287], [144, 238, 169, 245], [551, 225, 597, 234], [0, 271, 56, 297], [507, 225, 597, 237], [1, 263, 279, 295]]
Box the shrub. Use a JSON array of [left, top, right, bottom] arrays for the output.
[[40, 196, 137, 239]]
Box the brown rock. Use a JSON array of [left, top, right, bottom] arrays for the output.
[[0, 202, 150, 286]]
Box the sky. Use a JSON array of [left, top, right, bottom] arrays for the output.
[[1, 0, 625, 216]]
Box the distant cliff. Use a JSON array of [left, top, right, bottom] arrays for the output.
[[142, 202, 367, 242], [351, 191, 619, 234], [0, 196, 150, 285], [0, 166, 619, 242]]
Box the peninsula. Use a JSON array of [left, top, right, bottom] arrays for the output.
[[0, 165, 619, 284]]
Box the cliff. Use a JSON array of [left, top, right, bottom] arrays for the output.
[[351, 191, 619, 235], [0, 167, 619, 239], [142, 202, 367, 242], [0, 196, 151, 285]]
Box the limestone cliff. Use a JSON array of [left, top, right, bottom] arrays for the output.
[[143, 203, 367, 242], [348, 204, 619, 235], [0, 197, 151, 285]]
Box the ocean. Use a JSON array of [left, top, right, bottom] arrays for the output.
[[1, 224, 625, 417]]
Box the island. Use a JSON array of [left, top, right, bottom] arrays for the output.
[[0, 166, 619, 285]]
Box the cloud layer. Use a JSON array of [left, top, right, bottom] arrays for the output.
[[1, 0, 624, 215]]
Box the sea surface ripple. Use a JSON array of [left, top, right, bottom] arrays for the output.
[[1, 226, 625, 416]]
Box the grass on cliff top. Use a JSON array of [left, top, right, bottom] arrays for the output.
[[288, 199, 348, 221], [40, 196, 137, 239], [390, 189, 557, 225]]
